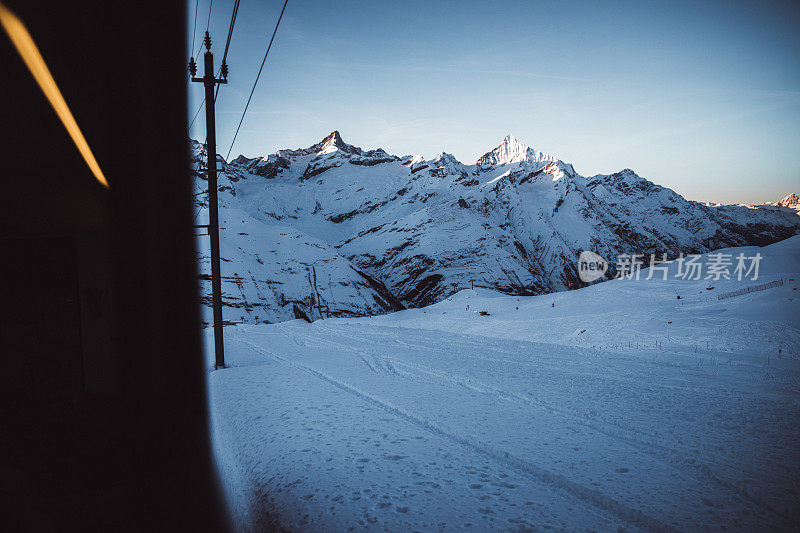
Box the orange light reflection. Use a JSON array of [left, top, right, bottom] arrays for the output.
[[0, 2, 109, 188]]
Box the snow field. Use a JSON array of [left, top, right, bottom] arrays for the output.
[[207, 237, 799, 531]]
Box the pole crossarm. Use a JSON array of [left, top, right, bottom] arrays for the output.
[[191, 77, 227, 84]]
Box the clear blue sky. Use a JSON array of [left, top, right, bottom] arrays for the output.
[[187, 0, 800, 204]]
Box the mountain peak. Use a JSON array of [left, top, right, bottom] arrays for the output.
[[429, 152, 463, 170], [477, 134, 557, 166], [315, 130, 353, 153], [323, 130, 343, 143], [299, 130, 360, 156], [479, 134, 528, 165], [778, 193, 799, 208]]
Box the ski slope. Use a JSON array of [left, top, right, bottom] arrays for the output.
[[207, 237, 800, 531]]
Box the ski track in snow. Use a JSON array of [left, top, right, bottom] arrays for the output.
[[259, 324, 794, 524], [211, 317, 798, 531], [208, 238, 800, 531], [236, 336, 675, 533]]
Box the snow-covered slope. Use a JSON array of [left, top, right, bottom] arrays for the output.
[[193, 134, 800, 323], [192, 141, 403, 325], [209, 237, 800, 531], [367, 235, 800, 357]]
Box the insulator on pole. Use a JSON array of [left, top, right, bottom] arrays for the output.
[[220, 60, 228, 80], [188, 57, 197, 77], [204, 31, 212, 51]]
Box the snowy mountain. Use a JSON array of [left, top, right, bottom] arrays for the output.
[[192, 133, 800, 324], [769, 193, 800, 211], [475, 134, 558, 166]]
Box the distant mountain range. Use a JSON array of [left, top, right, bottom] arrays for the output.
[[191, 133, 800, 324]]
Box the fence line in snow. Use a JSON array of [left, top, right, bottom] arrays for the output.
[[717, 278, 783, 301]]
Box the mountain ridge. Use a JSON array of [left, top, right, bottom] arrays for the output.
[[192, 133, 800, 324]]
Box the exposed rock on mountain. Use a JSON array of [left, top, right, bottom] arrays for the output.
[[192, 134, 800, 324], [476, 134, 558, 166], [774, 193, 799, 210]]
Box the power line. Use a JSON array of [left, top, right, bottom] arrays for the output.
[[205, 0, 213, 32], [190, 0, 199, 57], [214, 0, 240, 102], [194, 0, 214, 61], [226, 0, 288, 161], [221, 0, 239, 65], [190, 0, 234, 135], [190, 66, 226, 133], [189, 96, 205, 130], [189, 1, 211, 138], [190, 64, 225, 132]]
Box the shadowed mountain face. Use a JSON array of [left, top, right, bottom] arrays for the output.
[[192, 133, 800, 324]]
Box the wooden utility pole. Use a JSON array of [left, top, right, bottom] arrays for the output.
[[190, 32, 227, 369]]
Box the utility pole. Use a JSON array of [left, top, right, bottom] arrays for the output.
[[190, 32, 228, 369]]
